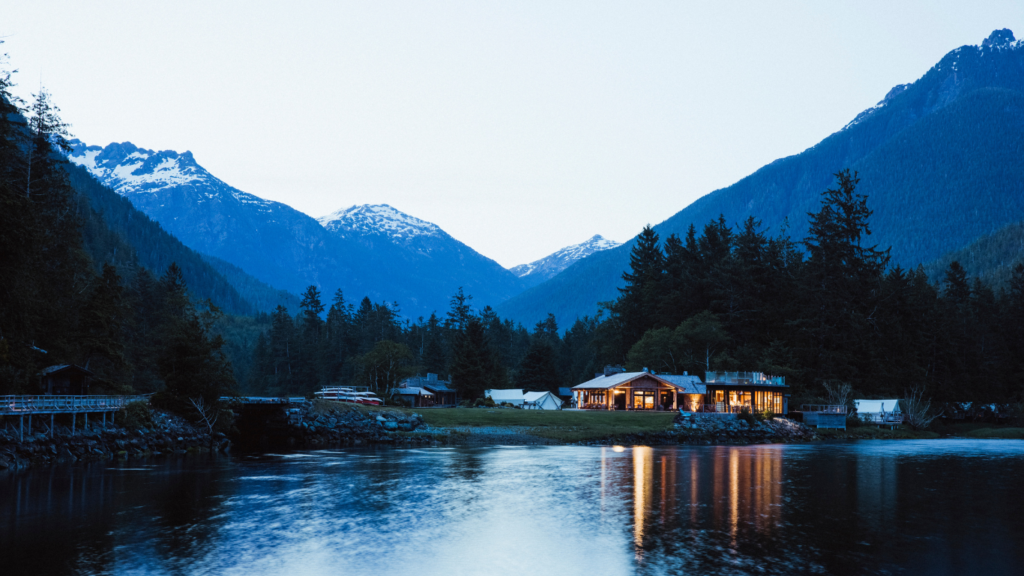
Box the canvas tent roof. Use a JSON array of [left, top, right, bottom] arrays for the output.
[[855, 399, 902, 414], [523, 391, 563, 410], [486, 389, 525, 402]]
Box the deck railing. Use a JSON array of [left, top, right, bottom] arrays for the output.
[[705, 371, 786, 386], [800, 404, 848, 414], [0, 395, 148, 415]]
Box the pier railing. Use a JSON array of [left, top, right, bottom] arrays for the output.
[[0, 395, 148, 416]]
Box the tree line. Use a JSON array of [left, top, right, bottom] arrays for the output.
[[2, 49, 1020, 410]]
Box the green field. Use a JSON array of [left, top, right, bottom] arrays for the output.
[[314, 401, 677, 442]]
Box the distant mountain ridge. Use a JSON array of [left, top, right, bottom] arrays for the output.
[[511, 235, 620, 288], [497, 29, 1024, 328], [68, 142, 526, 318]]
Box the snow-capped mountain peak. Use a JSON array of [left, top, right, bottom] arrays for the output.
[[67, 139, 273, 208], [317, 204, 443, 241], [511, 234, 620, 285], [69, 139, 217, 194]]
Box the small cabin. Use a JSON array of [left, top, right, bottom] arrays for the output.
[[38, 365, 94, 395], [400, 373, 458, 407], [392, 386, 435, 408]]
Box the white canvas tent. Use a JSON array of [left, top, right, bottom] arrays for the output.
[[854, 399, 903, 424], [523, 391, 563, 410], [485, 389, 526, 406]]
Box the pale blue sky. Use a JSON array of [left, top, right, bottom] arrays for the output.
[[4, 1, 1023, 267]]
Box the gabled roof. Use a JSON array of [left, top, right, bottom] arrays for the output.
[[658, 375, 706, 395], [38, 364, 94, 377], [422, 382, 455, 393], [394, 386, 433, 396], [573, 371, 703, 391]]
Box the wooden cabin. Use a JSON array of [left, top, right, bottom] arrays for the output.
[[571, 371, 705, 411], [38, 365, 94, 395], [571, 369, 789, 414], [399, 373, 458, 407]]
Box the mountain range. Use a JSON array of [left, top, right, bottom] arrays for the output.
[[496, 29, 1024, 327], [67, 142, 528, 318]]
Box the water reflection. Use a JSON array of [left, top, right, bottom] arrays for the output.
[[2, 441, 1024, 575]]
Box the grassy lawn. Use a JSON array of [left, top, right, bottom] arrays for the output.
[[963, 427, 1024, 439], [313, 401, 677, 442], [814, 426, 940, 440]]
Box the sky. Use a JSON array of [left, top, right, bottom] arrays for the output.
[[3, 1, 1023, 268]]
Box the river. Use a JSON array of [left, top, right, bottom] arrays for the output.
[[2, 440, 1023, 575]]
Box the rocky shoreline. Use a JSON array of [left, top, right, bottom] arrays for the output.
[[0, 410, 227, 473], [0, 403, 906, 474]]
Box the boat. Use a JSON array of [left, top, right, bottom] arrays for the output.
[[350, 391, 383, 406], [313, 387, 382, 406]]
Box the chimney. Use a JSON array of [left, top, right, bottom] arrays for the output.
[[683, 371, 688, 376]]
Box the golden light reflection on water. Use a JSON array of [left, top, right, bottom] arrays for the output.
[[608, 446, 784, 554]]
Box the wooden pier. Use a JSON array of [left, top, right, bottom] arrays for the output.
[[1, 394, 148, 441]]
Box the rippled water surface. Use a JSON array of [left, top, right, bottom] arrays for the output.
[[3, 441, 1024, 575]]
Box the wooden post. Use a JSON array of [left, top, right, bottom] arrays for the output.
[[28, 414, 32, 436], [19, 416, 23, 441], [84, 412, 88, 431], [103, 412, 106, 429], [50, 414, 53, 438], [673, 389, 678, 411], [72, 413, 76, 435]]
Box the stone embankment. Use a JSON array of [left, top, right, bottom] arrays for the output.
[[668, 412, 816, 444], [0, 410, 226, 472], [273, 403, 437, 448]]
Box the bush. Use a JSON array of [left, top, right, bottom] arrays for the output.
[[121, 401, 154, 430], [739, 406, 757, 426], [846, 414, 863, 428], [759, 410, 775, 421], [473, 397, 497, 408]]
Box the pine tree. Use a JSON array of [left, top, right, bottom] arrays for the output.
[[450, 316, 499, 399], [615, 225, 664, 357], [514, 338, 560, 393], [800, 170, 889, 386]]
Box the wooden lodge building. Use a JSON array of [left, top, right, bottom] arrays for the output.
[[393, 373, 458, 408], [572, 368, 789, 414]]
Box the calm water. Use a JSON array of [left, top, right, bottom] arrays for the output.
[[3, 441, 1024, 576]]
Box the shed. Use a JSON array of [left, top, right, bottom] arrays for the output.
[[38, 365, 94, 395], [523, 391, 563, 410]]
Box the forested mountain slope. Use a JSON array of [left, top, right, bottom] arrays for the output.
[[67, 162, 255, 315], [923, 218, 1024, 288], [497, 29, 1024, 327]]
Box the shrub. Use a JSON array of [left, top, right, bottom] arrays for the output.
[[759, 410, 775, 421], [739, 406, 757, 426], [846, 414, 863, 428], [121, 401, 154, 430], [473, 397, 497, 408]]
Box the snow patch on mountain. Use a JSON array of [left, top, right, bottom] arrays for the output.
[[511, 235, 620, 282], [67, 139, 274, 208], [318, 204, 443, 241]]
